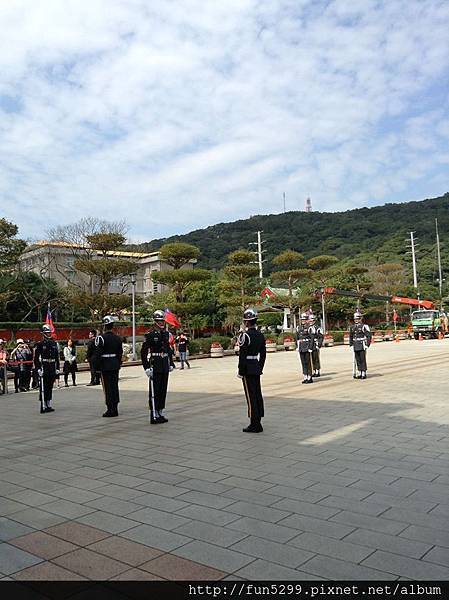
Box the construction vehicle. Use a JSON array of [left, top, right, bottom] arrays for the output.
[[410, 310, 448, 339]]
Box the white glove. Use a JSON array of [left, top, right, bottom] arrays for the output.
[[237, 373, 243, 379], [55, 369, 60, 376], [38, 369, 43, 377], [308, 349, 313, 353], [169, 366, 174, 372], [145, 368, 153, 378]]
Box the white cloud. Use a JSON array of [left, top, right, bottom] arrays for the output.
[[0, 0, 448, 242]]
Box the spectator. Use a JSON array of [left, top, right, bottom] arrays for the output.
[[10, 339, 33, 392], [0, 339, 8, 394], [175, 331, 191, 369], [63, 339, 78, 387]]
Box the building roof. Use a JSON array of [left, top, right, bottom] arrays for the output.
[[23, 240, 158, 259]]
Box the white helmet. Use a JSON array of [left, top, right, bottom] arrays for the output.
[[354, 310, 363, 321], [103, 315, 115, 325], [243, 308, 257, 321]]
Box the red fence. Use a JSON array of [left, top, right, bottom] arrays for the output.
[[0, 325, 149, 343]]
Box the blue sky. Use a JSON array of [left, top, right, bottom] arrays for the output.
[[0, 0, 448, 243]]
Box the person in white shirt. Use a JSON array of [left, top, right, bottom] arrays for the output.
[[63, 339, 78, 387]]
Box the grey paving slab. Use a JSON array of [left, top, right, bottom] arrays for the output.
[[288, 531, 374, 564], [301, 554, 395, 580], [5, 509, 68, 530], [0, 543, 43, 575], [0, 498, 30, 517], [48, 487, 104, 504], [330, 510, 408, 535], [92, 484, 148, 500], [271, 498, 340, 520], [52, 476, 108, 491], [135, 481, 188, 497], [362, 550, 449, 580], [219, 477, 275, 492], [344, 528, 433, 559], [279, 514, 355, 539], [176, 504, 241, 530], [399, 525, 449, 548], [381, 507, 449, 531], [230, 536, 314, 568], [318, 495, 390, 517], [177, 478, 234, 495], [176, 490, 237, 509], [223, 501, 292, 524], [222, 488, 284, 507], [422, 546, 449, 568], [85, 497, 143, 516], [126, 507, 191, 530], [76, 512, 138, 534], [121, 524, 192, 552], [226, 517, 298, 543], [0, 518, 35, 542], [173, 520, 248, 548], [132, 493, 190, 513], [262, 485, 327, 504], [173, 540, 254, 573], [39, 499, 96, 519], [234, 559, 310, 581]]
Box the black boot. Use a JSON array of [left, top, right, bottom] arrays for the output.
[[149, 412, 160, 424], [243, 420, 263, 433]]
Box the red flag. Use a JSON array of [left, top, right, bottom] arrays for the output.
[[45, 304, 56, 338], [164, 308, 181, 328], [393, 309, 398, 323]]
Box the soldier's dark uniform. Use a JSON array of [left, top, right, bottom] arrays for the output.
[[309, 319, 324, 377], [349, 312, 372, 379], [296, 318, 315, 383], [94, 318, 123, 416], [141, 311, 175, 424], [238, 309, 266, 433], [34, 327, 60, 413], [86, 333, 101, 385]]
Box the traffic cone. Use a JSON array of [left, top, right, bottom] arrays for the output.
[[419, 334, 424, 341], [439, 331, 444, 340], [395, 334, 400, 343]]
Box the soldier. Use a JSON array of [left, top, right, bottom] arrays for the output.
[[141, 310, 175, 424], [34, 324, 60, 413], [309, 314, 324, 378], [94, 316, 123, 417], [296, 313, 315, 383], [349, 310, 372, 379], [238, 309, 266, 433]]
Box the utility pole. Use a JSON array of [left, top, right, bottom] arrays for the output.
[[283, 192, 286, 213], [435, 218, 444, 308], [249, 231, 266, 280], [407, 232, 420, 307]]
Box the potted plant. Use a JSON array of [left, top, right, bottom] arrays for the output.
[[266, 338, 277, 352], [210, 342, 224, 358], [283, 336, 295, 351]]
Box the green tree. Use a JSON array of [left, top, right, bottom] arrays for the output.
[[0, 218, 26, 271], [219, 249, 260, 329]]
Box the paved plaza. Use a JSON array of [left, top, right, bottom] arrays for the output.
[[0, 339, 448, 581]]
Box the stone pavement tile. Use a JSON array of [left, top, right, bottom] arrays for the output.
[[22, 478, 72, 494], [71, 467, 114, 480], [382, 507, 449, 531], [222, 501, 291, 524], [173, 540, 253, 573], [49, 487, 104, 504], [132, 493, 190, 513], [135, 481, 187, 498], [422, 546, 449, 568], [101, 464, 148, 477], [30, 469, 74, 483], [76, 512, 138, 534], [53, 548, 130, 580], [145, 461, 188, 474], [378, 466, 439, 482], [87, 536, 163, 566], [344, 528, 433, 559], [12, 562, 87, 580], [61, 476, 111, 491], [9, 531, 78, 559], [349, 480, 416, 498], [364, 492, 437, 514], [362, 550, 449, 580], [330, 511, 407, 535], [177, 469, 230, 483], [288, 532, 374, 563], [230, 536, 313, 569], [279, 514, 354, 540], [222, 488, 283, 507], [176, 505, 240, 526], [92, 484, 147, 501], [0, 498, 30, 517], [141, 553, 227, 580], [236, 559, 314, 580], [110, 568, 164, 580], [121, 524, 192, 552], [176, 490, 236, 510], [262, 485, 327, 504], [44, 522, 111, 546], [219, 477, 274, 492], [174, 520, 248, 548], [125, 507, 190, 531], [318, 495, 389, 517], [428, 503, 449, 518], [271, 498, 339, 520], [0, 518, 35, 542], [177, 478, 233, 495], [84, 497, 142, 517], [226, 517, 297, 543], [399, 525, 449, 549], [7, 490, 54, 508], [0, 543, 43, 575], [139, 471, 189, 485], [7, 508, 68, 530], [40, 499, 97, 520], [0, 482, 26, 497], [99, 474, 148, 488], [1, 471, 36, 485], [308, 483, 373, 501], [301, 555, 395, 580], [259, 473, 317, 489]]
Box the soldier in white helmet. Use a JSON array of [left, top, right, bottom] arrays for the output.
[[34, 324, 60, 413], [349, 310, 372, 379], [296, 312, 315, 383], [94, 316, 123, 417]]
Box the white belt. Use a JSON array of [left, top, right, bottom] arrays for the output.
[[42, 359, 56, 362], [102, 354, 117, 358], [151, 353, 168, 357], [246, 355, 259, 359]]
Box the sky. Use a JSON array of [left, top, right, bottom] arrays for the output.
[[1, 0, 448, 243]]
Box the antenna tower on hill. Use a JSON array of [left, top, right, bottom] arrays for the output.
[[305, 197, 312, 212]]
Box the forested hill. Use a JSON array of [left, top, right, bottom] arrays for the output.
[[131, 193, 449, 273]]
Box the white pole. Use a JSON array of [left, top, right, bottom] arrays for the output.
[[436, 219, 443, 306], [321, 289, 326, 334], [257, 231, 263, 280], [131, 275, 136, 360]]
